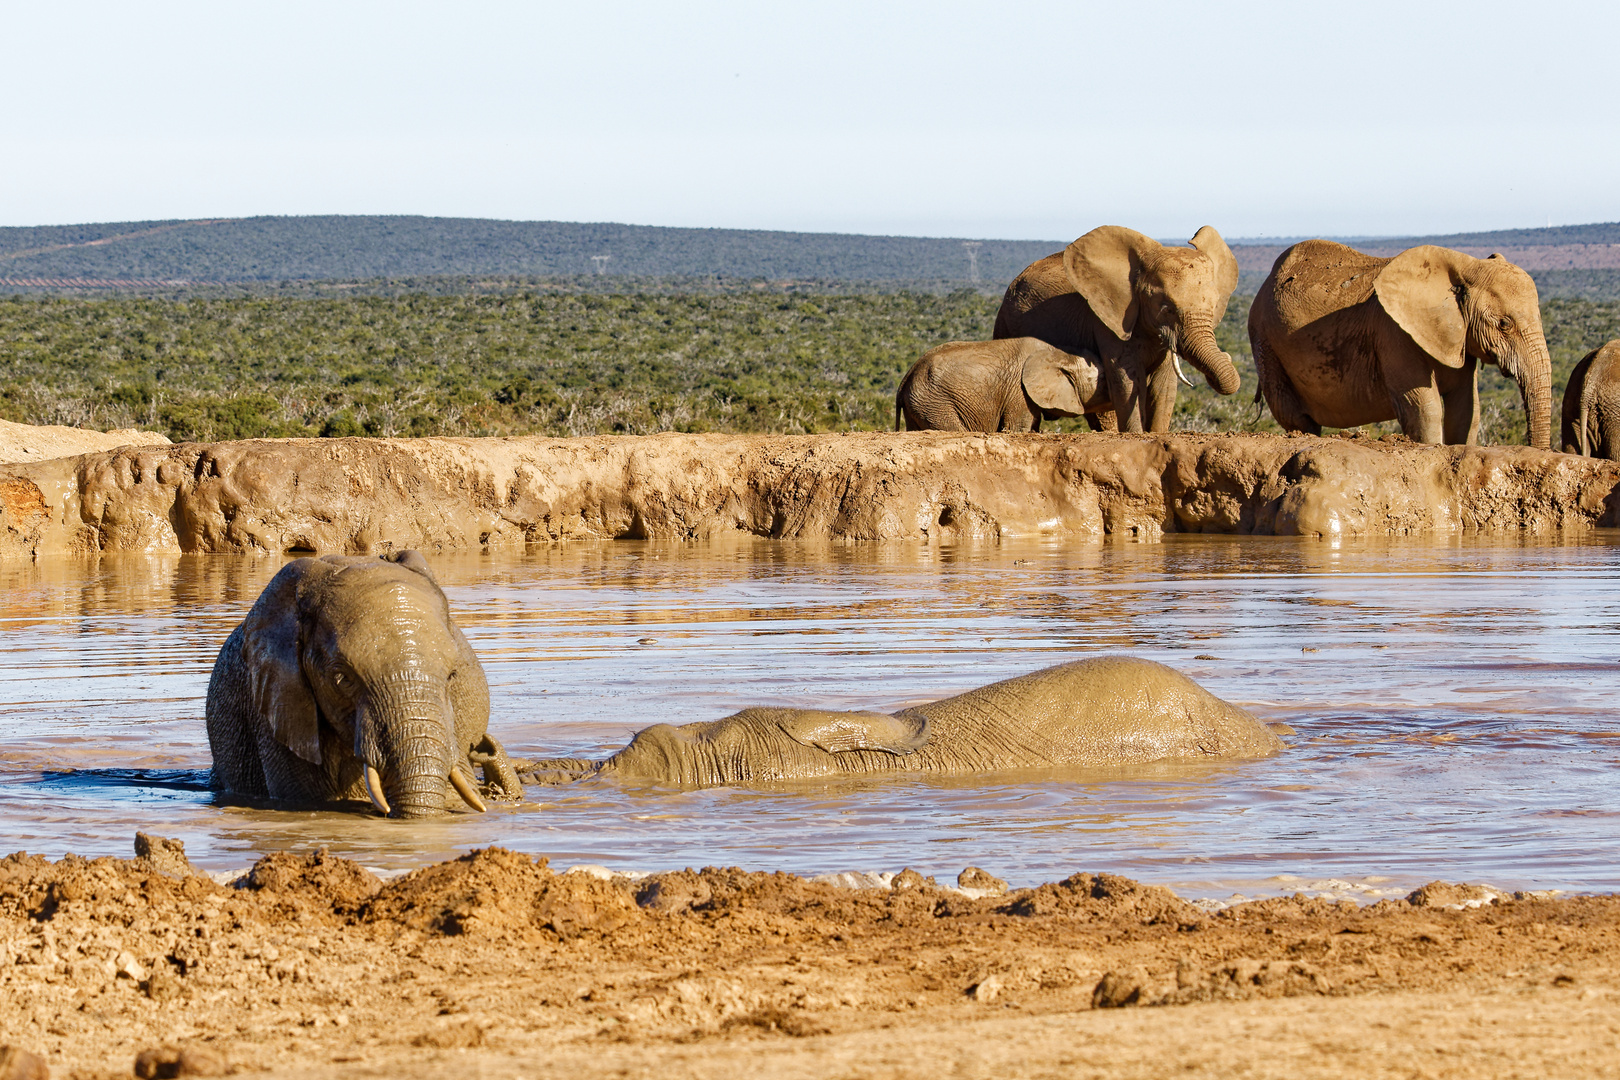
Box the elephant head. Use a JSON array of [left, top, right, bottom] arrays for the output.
[[1061, 225, 1242, 395], [239, 551, 491, 818], [1373, 246, 1552, 449], [1022, 343, 1105, 420]]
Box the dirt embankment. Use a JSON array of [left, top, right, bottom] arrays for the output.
[[0, 418, 168, 467], [1, 430, 1615, 560], [1, 843, 1615, 1079]]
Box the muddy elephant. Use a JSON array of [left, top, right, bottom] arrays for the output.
[[520, 656, 1282, 787], [894, 337, 1111, 433], [1562, 340, 1620, 459], [993, 225, 1242, 433], [1249, 242, 1552, 448], [206, 551, 521, 817]]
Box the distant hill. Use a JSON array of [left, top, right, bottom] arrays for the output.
[[2, 215, 1618, 297], [0, 215, 1063, 287]]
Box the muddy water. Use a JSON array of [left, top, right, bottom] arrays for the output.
[[2, 537, 1618, 902]]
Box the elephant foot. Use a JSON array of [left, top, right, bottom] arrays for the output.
[[469, 734, 525, 801]]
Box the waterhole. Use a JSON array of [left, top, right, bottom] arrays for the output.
[[2, 534, 1617, 903]]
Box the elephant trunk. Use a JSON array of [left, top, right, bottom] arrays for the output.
[[362, 672, 453, 818], [1507, 331, 1553, 450], [1178, 319, 1241, 396]]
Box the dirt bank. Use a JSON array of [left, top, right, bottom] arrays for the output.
[[1, 843, 1615, 1079], [1, 430, 1616, 559], [0, 419, 168, 467]]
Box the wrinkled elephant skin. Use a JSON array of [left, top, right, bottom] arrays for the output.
[[522, 657, 1283, 787]]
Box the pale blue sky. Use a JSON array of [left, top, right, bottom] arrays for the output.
[[3, 0, 1615, 238]]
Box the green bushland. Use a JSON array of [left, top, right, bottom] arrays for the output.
[[2, 288, 1616, 446]]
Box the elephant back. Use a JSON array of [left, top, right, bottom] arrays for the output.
[[994, 253, 1095, 354], [904, 656, 1281, 772], [1262, 240, 1391, 334]]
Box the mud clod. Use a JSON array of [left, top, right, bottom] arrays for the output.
[[132, 1046, 226, 1078], [132, 834, 195, 878], [957, 867, 1008, 895]]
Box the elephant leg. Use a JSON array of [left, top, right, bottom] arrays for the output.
[[1100, 342, 1145, 432], [1391, 385, 1446, 443], [1085, 410, 1119, 433], [1440, 361, 1480, 445], [1142, 359, 1179, 432], [1599, 409, 1620, 461], [1252, 335, 1320, 435]]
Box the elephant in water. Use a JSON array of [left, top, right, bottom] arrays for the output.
[[1249, 241, 1552, 448], [894, 338, 1112, 433], [993, 225, 1243, 433], [1562, 340, 1620, 460], [520, 657, 1282, 787], [207, 551, 521, 817]]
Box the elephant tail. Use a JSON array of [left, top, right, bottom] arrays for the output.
[[894, 395, 905, 432], [1251, 331, 1320, 435]]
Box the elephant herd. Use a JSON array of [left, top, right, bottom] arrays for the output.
[[206, 552, 1285, 817], [896, 223, 1620, 461]]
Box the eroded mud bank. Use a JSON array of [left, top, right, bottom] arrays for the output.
[[2, 431, 1617, 559], [2, 843, 1617, 1079]]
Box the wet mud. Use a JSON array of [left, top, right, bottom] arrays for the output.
[[3, 841, 1617, 1078], [3, 430, 1618, 560]]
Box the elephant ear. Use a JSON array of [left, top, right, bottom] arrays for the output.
[[777, 710, 931, 756], [1373, 246, 1468, 369], [387, 548, 436, 584], [1188, 225, 1240, 299], [1062, 225, 1152, 341], [240, 559, 325, 764], [1022, 348, 1086, 417]]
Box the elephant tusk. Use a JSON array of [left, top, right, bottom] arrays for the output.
[[449, 768, 488, 813], [1172, 352, 1194, 387], [364, 765, 392, 816]]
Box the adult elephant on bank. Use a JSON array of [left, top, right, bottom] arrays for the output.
[[993, 225, 1243, 432], [1249, 242, 1552, 448], [1562, 340, 1620, 459], [207, 551, 521, 817]]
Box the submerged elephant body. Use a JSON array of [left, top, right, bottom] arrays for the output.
[[207, 551, 520, 817], [530, 657, 1282, 786]]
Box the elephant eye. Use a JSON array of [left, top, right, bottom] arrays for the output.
[[1497, 315, 1513, 331], [332, 670, 347, 687]]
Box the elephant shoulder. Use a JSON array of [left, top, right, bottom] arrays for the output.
[[775, 709, 931, 756]]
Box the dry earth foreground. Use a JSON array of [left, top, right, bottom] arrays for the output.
[[2, 430, 1619, 559], [0, 841, 1615, 1079]]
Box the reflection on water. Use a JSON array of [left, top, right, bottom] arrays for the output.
[[3, 534, 1619, 900]]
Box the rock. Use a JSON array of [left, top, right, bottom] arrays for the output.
[[957, 867, 1008, 896], [132, 1046, 226, 1078], [1407, 882, 1510, 910], [133, 834, 194, 878], [891, 868, 932, 891], [114, 951, 146, 982], [144, 969, 180, 1002], [0, 1045, 49, 1080], [968, 974, 1003, 1003], [1092, 966, 1151, 1008], [4, 432, 1615, 560]]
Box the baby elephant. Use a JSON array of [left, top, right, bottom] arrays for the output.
[[896, 337, 1111, 432], [522, 656, 1283, 787], [1562, 340, 1620, 459], [207, 550, 521, 817]]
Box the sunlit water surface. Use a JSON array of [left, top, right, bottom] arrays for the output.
[[2, 536, 1618, 903]]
